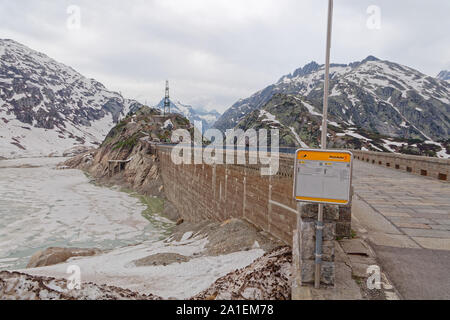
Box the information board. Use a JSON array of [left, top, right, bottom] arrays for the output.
[[293, 149, 353, 205]]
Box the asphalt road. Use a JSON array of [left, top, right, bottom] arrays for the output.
[[373, 245, 450, 299]]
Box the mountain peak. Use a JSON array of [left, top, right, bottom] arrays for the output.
[[292, 61, 320, 78], [362, 55, 380, 63], [278, 61, 321, 83], [0, 38, 28, 48], [284, 56, 381, 80], [0, 39, 139, 158]]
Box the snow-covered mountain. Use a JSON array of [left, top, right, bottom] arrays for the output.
[[0, 39, 142, 159], [235, 93, 449, 158], [155, 98, 220, 132], [437, 70, 450, 81], [215, 56, 449, 158]]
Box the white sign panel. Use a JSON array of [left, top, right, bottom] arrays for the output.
[[293, 149, 353, 205]]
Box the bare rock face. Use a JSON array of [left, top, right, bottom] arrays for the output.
[[27, 247, 102, 268], [60, 110, 194, 223], [132, 253, 190, 267], [171, 219, 284, 256], [61, 112, 174, 198]]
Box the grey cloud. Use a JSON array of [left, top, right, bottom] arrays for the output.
[[0, 0, 448, 112]]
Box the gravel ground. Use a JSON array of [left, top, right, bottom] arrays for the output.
[[0, 271, 161, 300], [193, 246, 292, 300]]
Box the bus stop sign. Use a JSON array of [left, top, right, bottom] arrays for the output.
[[293, 149, 353, 205]]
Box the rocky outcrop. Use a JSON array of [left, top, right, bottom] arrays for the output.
[[63, 107, 194, 219], [132, 253, 190, 267], [0, 271, 161, 300], [170, 219, 284, 256], [27, 247, 101, 268], [192, 246, 292, 300]]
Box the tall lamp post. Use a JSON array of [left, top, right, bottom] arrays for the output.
[[315, 0, 334, 289]]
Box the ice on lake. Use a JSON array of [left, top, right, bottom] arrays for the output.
[[0, 157, 173, 270]]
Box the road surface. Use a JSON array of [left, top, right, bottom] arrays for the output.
[[352, 160, 450, 299]]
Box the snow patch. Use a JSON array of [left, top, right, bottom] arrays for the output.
[[163, 119, 174, 129], [289, 127, 309, 148], [21, 235, 265, 299], [259, 110, 280, 124], [343, 130, 372, 141]]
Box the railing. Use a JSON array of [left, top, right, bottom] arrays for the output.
[[107, 157, 134, 176], [352, 150, 449, 181]]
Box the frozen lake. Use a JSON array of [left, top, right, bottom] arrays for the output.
[[0, 157, 173, 270]]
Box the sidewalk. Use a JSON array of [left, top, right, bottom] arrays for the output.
[[352, 160, 450, 299]]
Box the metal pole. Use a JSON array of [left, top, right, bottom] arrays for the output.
[[315, 0, 333, 289]]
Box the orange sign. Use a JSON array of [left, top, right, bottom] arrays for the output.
[[296, 150, 351, 163], [294, 149, 353, 205]]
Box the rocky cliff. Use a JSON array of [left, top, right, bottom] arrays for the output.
[[64, 107, 194, 220]]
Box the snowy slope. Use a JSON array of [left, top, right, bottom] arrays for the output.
[[215, 56, 450, 146], [0, 39, 141, 159], [234, 93, 449, 158]]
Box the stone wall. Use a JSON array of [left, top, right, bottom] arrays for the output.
[[352, 150, 449, 181], [156, 146, 351, 246], [293, 203, 339, 286]]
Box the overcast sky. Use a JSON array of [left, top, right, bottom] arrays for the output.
[[0, 0, 448, 112]]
